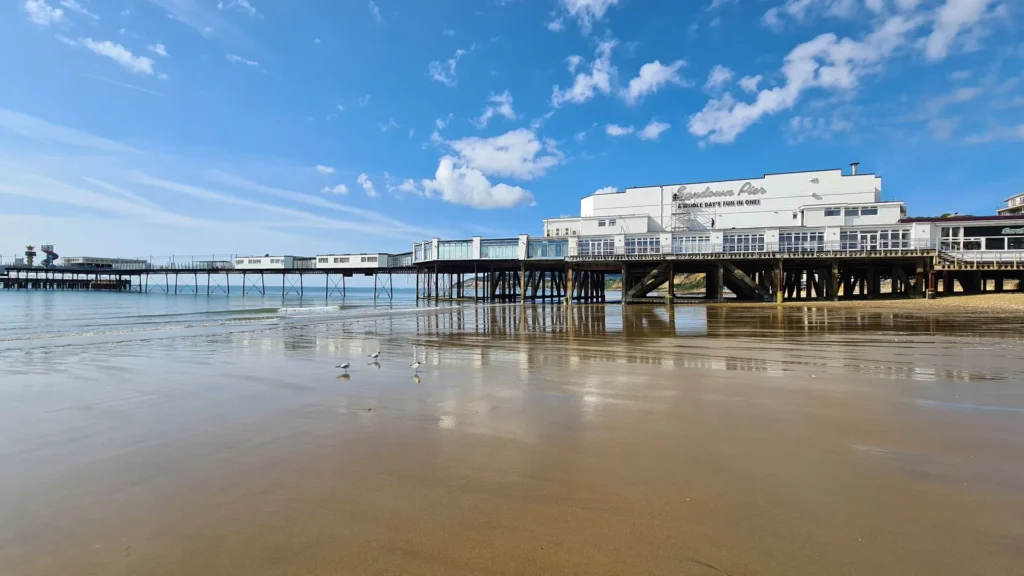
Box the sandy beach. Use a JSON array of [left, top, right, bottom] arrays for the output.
[[1, 300, 1023, 575]]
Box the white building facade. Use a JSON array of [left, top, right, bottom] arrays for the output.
[[541, 166, 936, 256]]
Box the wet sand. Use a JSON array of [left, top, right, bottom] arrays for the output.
[[2, 304, 1024, 575]]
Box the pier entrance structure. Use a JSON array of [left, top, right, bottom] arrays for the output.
[[5, 165, 1024, 301]]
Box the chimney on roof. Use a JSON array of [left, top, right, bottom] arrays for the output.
[[850, 162, 860, 175]]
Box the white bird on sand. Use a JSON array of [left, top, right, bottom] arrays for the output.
[[368, 350, 380, 360], [336, 362, 350, 372], [411, 361, 423, 372]]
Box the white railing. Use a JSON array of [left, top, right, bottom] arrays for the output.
[[572, 240, 937, 258]]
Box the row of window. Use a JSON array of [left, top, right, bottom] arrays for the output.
[[823, 206, 880, 217], [723, 233, 765, 253], [625, 236, 661, 254], [596, 219, 617, 227], [546, 228, 578, 237], [945, 237, 1024, 250], [839, 229, 910, 250], [780, 231, 825, 252], [579, 238, 614, 256]]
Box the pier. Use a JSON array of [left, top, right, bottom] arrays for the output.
[[4, 236, 1022, 303]]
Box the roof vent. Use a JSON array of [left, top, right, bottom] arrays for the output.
[[850, 162, 860, 175]]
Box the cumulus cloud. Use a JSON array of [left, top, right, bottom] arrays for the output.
[[605, 124, 634, 136], [429, 48, 470, 87], [378, 118, 399, 132], [447, 129, 563, 180], [555, 0, 621, 34], [147, 43, 169, 57], [689, 15, 919, 144], [217, 0, 258, 17], [23, 0, 64, 27], [357, 173, 378, 197], [737, 74, 763, 93], [704, 65, 734, 91], [924, 0, 997, 61], [474, 90, 517, 127], [81, 38, 155, 75], [435, 113, 453, 130], [551, 39, 617, 107], [547, 17, 565, 31], [593, 186, 618, 195], [368, 0, 382, 23], [622, 59, 687, 105], [385, 173, 422, 196], [60, 0, 98, 19], [421, 156, 534, 209], [314, 165, 335, 174], [761, 0, 866, 31], [320, 184, 349, 195], [638, 120, 671, 140]]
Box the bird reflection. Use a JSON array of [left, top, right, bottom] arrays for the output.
[[336, 373, 351, 381], [412, 374, 421, 384], [368, 361, 381, 369]]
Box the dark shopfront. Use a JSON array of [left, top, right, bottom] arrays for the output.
[[940, 224, 1024, 251]]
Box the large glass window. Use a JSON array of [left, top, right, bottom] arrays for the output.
[[625, 236, 661, 255], [673, 235, 711, 254], [780, 231, 824, 252], [579, 238, 614, 256], [723, 233, 765, 253], [985, 237, 1006, 250], [528, 239, 567, 259], [481, 240, 517, 259], [1009, 238, 1024, 250], [860, 207, 879, 216], [438, 241, 472, 260], [824, 208, 842, 217]]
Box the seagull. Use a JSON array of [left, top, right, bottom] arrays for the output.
[[336, 362, 350, 372], [411, 361, 423, 372], [368, 350, 380, 360]]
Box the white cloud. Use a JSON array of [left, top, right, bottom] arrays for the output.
[[593, 186, 617, 195], [474, 90, 517, 127], [428, 48, 470, 87], [556, 0, 620, 34], [737, 74, 763, 93], [55, 34, 77, 46], [421, 156, 534, 209], [761, 0, 863, 31], [551, 39, 617, 107], [924, 0, 996, 61], [689, 15, 919, 144], [368, 0, 382, 23], [358, 94, 372, 107], [385, 173, 422, 196], [321, 184, 349, 195], [219, 0, 258, 17], [784, 115, 853, 143], [529, 110, 555, 131], [157, 73, 168, 81], [926, 117, 960, 140], [225, 53, 259, 67], [147, 43, 169, 57], [622, 59, 687, 105], [435, 113, 453, 130], [314, 37, 321, 44], [574, 131, 588, 142], [446, 128, 562, 180], [23, 0, 64, 26], [379, 118, 399, 132], [60, 0, 98, 19], [638, 120, 671, 140], [605, 124, 634, 136], [442, 28, 455, 36], [314, 165, 335, 174], [81, 39, 155, 75], [547, 17, 565, 31], [704, 64, 734, 91], [357, 173, 378, 197], [708, 0, 738, 8], [336, 104, 345, 111], [964, 123, 1024, 144]]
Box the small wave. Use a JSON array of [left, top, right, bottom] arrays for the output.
[[278, 306, 343, 314]]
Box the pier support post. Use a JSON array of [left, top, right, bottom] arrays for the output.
[[666, 261, 675, 305], [830, 260, 839, 301], [565, 265, 574, 305], [520, 265, 527, 304], [774, 260, 784, 303], [474, 264, 478, 303]]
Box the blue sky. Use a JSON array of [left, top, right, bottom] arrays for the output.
[[1, 0, 1022, 260]]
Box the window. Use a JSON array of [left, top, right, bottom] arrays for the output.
[[597, 220, 607, 227], [673, 235, 711, 254], [481, 240, 518, 259], [845, 208, 860, 217], [439, 241, 471, 259], [332, 257, 349, 263], [269, 258, 283, 264], [878, 229, 910, 249], [824, 208, 841, 217], [963, 240, 981, 251], [528, 239, 567, 259], [318, 257, 328, 263], [579, 238, 614, 256], [607, 219, 616, 226], [1009, 238, 1024, 250], [780, 231, 825, 252], [723, 233, 765, 253], [625, 236, 661, 255], [986, 237, 1006, 250], [792, 212, 799, 220], [236, 259, 245, 265], [361, 256, 378, 263], [861, 207, 879, 216]]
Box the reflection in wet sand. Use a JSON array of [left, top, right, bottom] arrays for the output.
[[1, 303, 1023, 575]]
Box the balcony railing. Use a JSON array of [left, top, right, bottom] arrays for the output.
[[571, 240, 937, 258]]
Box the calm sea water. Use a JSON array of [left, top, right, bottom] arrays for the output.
[[0, 288, 423, 351]]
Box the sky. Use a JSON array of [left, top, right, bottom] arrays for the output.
[[1, 0, 1022, 261]]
